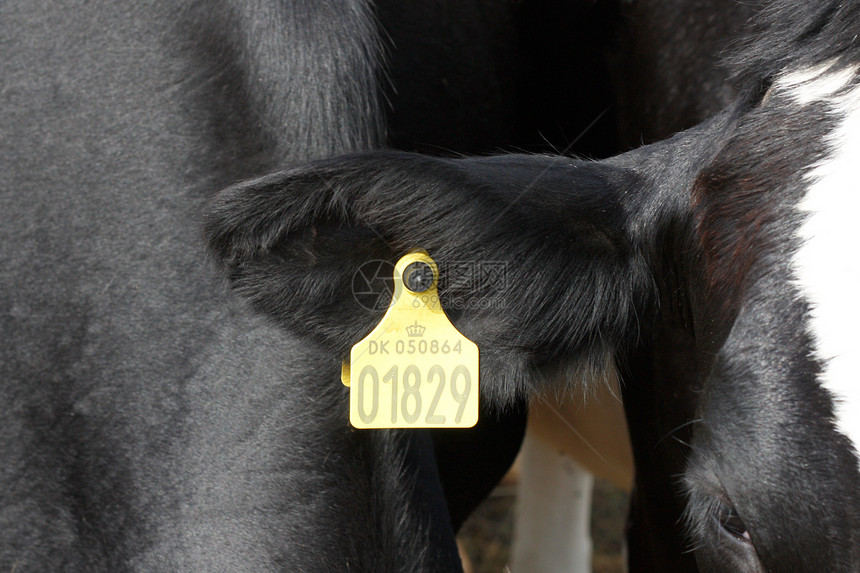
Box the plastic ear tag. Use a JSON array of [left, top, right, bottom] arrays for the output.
[[342, 251, 479, 429]]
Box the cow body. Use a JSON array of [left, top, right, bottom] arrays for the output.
[[1, 2, 434, 569], [0, 1, 537, 569], [206, 1, 860, 571]]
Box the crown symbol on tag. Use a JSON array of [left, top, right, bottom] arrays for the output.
[[405, 321, 426, 337]]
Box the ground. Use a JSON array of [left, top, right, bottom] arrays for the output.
[[458, 477, 628, 572]]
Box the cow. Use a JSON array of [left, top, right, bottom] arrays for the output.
[[204, 1, 860, 570], [0, 1, 549, 569]]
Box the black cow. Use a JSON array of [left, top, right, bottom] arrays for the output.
[[205, 1, 860, 571], [0, 1, 542, 569]]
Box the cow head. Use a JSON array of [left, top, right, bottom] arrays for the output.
[[203, 4, 860, 571]]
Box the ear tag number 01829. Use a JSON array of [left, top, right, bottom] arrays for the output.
[[342, 251, 479, 429]]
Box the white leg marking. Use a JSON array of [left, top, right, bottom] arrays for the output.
[[788, 63, 860, 466]]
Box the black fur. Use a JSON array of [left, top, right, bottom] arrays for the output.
[[204, 1, 860, 571], [608, 0, 761, 149], [729, 1, 860, 93], [0, 1, 539, 569]]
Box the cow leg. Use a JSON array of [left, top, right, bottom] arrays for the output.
[[511, 434, 594, 573], [511, 371, 632, 572]]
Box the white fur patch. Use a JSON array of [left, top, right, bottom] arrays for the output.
[[788, 63, 860, 466], [777, 63, 858, 106]]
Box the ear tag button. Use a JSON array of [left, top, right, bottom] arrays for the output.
[[343, 251, 479, 429]]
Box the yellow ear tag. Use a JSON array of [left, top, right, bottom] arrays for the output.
[[343, 251, 479, 429]]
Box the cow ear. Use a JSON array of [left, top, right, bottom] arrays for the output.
[[203, 151, 649, 405]]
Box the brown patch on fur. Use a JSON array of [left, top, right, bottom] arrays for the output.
[[690, 98, 831, 330]]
